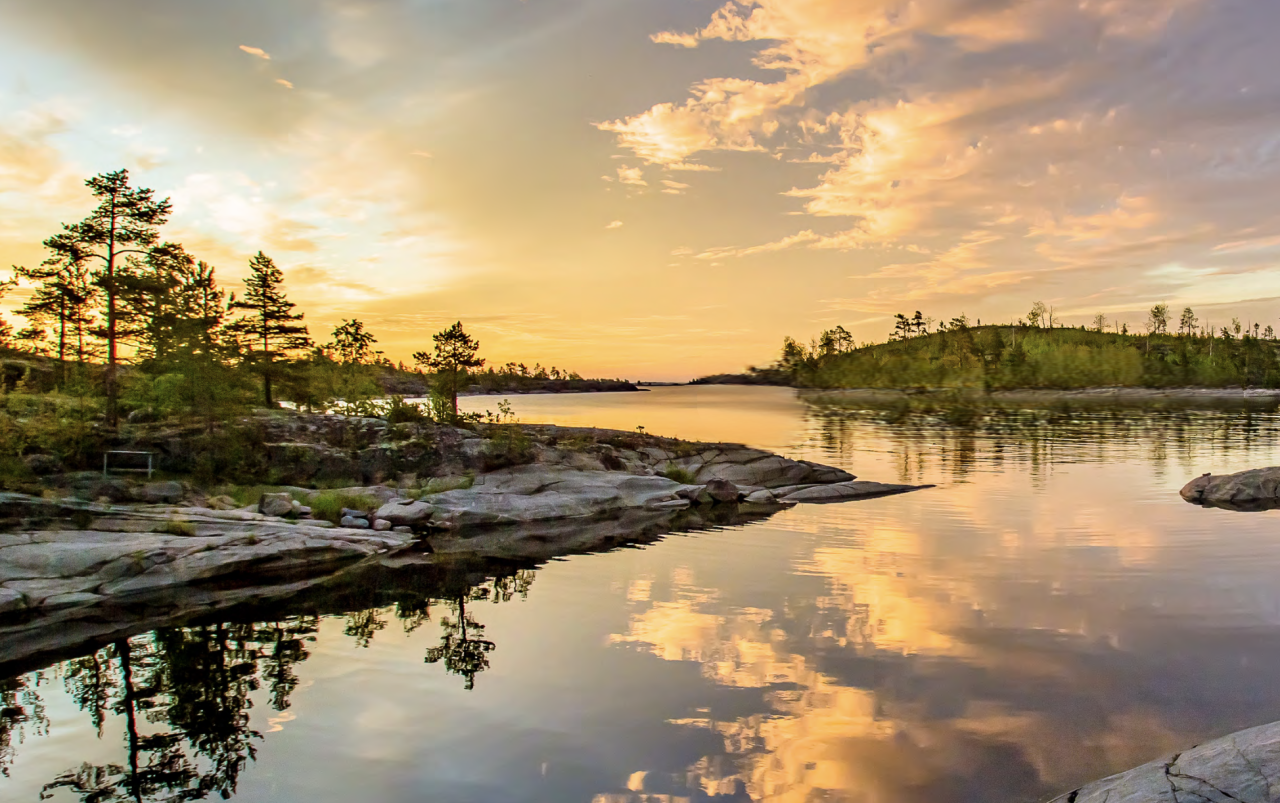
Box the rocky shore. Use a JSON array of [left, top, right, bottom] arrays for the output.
[[0, 415, 929, 633], [1047, 720, 1280, 802]]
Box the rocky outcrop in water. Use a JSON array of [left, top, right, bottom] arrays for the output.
[[0, 495, 408, 618], [1048, 720, 1280, 802], [1180, 467, 1280, 510]]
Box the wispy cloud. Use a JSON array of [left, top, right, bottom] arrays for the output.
[[616, 165, 647, 186], [606, 220, 623, 229], [238, 45, 271, 60]]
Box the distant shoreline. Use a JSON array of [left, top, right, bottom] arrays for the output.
[[800, 386, 1280, 404]]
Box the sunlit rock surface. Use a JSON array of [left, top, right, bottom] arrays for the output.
[[1047, 720, 1280, 802]]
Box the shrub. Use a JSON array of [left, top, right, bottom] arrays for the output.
[[161, 520, 197, 537], [661, 466, 696, 485], [309, 490, 379, 524]]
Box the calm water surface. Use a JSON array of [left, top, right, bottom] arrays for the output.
[[7, 386, 1280, 802]]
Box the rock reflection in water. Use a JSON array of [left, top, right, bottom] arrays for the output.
[[0, 503, 775, 800]]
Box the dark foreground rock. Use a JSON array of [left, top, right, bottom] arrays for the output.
[[1180, 467, 1280, 510], [1047, 719, 1280, 802]]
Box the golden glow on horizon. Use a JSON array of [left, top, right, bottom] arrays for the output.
[[1, 0, 1278, 379]]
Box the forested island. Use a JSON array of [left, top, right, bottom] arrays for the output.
[[699, 304, 1280, 392]]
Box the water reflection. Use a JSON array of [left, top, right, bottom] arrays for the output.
[[9, 389, 1280, 803], [5, 559, 535, 802]]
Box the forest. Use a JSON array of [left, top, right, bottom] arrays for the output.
[[753, 304, 1280, 391], [0, 169, 626, 431]]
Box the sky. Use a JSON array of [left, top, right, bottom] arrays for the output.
[[1, 0, 1279, 380]]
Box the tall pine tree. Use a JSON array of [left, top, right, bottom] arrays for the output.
[[42, 169, 172, 423], [225, 252, 310, 407]]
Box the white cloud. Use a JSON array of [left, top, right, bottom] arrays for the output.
[[617, 165, 647, 186], [606, 220, 624, 229], [239, 45, 271, 60]]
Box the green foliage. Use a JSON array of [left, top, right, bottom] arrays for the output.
[[784, 325, 1280, 391], [661, 466, 696, 484], [161, 520, 197, 537], [413, 321, 484, 421], [224, 252, 312, 407], [309, 490, 380, 524]]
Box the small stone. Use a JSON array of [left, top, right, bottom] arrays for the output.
[[372, 519, 392, 531], [745, 489, 776, 504], [392, 526, 412, 534], [291, 499, 302, 514], [297, 505, 312, 516], [340, 516, 370, 529], [340, 507, 367, 519]]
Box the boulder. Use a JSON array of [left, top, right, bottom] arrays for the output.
[[1047, 719, 1280, 802], [703, 478, 742, 503], [340, 516, 370, 529], [1181, 467, 1280, 508], [259, 492, 295, 518], [374, 500, 435, 528], [139, 481, 184, 504], [744, 489, 777, 504], [372, 519, 392, 532]]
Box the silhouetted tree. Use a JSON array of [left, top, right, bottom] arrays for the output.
[[225, 252, 311, 407], [40, 169, 172, 424], [413, 322, 484, 420]]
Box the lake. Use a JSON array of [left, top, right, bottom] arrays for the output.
[[7, 385, 1280, 803]]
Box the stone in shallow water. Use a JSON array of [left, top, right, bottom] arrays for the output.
[[1181, 467, 1280, 509]]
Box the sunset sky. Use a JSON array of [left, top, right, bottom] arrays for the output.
[[0, 0, 1277, 380]]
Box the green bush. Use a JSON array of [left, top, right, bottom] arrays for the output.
[[309, 490, 380, 524], [661, 466, 696, 485]]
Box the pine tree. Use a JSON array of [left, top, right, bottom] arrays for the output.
[[413, 322, 483, 420], [42, 169, 172, 424], [14, 253, 97, 377], [225, 252, 311, 407]]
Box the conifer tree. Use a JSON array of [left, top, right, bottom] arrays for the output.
[[41, 169, 171, 423], [225, 252, 311, 407], [14, 253, 97, 376], [413, 321, 483, 420]]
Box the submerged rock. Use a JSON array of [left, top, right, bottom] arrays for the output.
[[779, 480, 931, 502], [1048, 719, 1280, 802]]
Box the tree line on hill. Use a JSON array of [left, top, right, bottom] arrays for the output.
[[728, 301, 1280, 391], [2, 169, 624, 427]]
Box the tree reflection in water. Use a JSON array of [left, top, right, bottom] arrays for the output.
[[13, 561, 536, 802]]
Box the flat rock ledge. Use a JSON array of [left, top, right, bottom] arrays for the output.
[[0, 496, 409, 617], [0, 445, 930, 619], [1180, 467, 1280, 510], [1047, 720, 1280, 802]]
